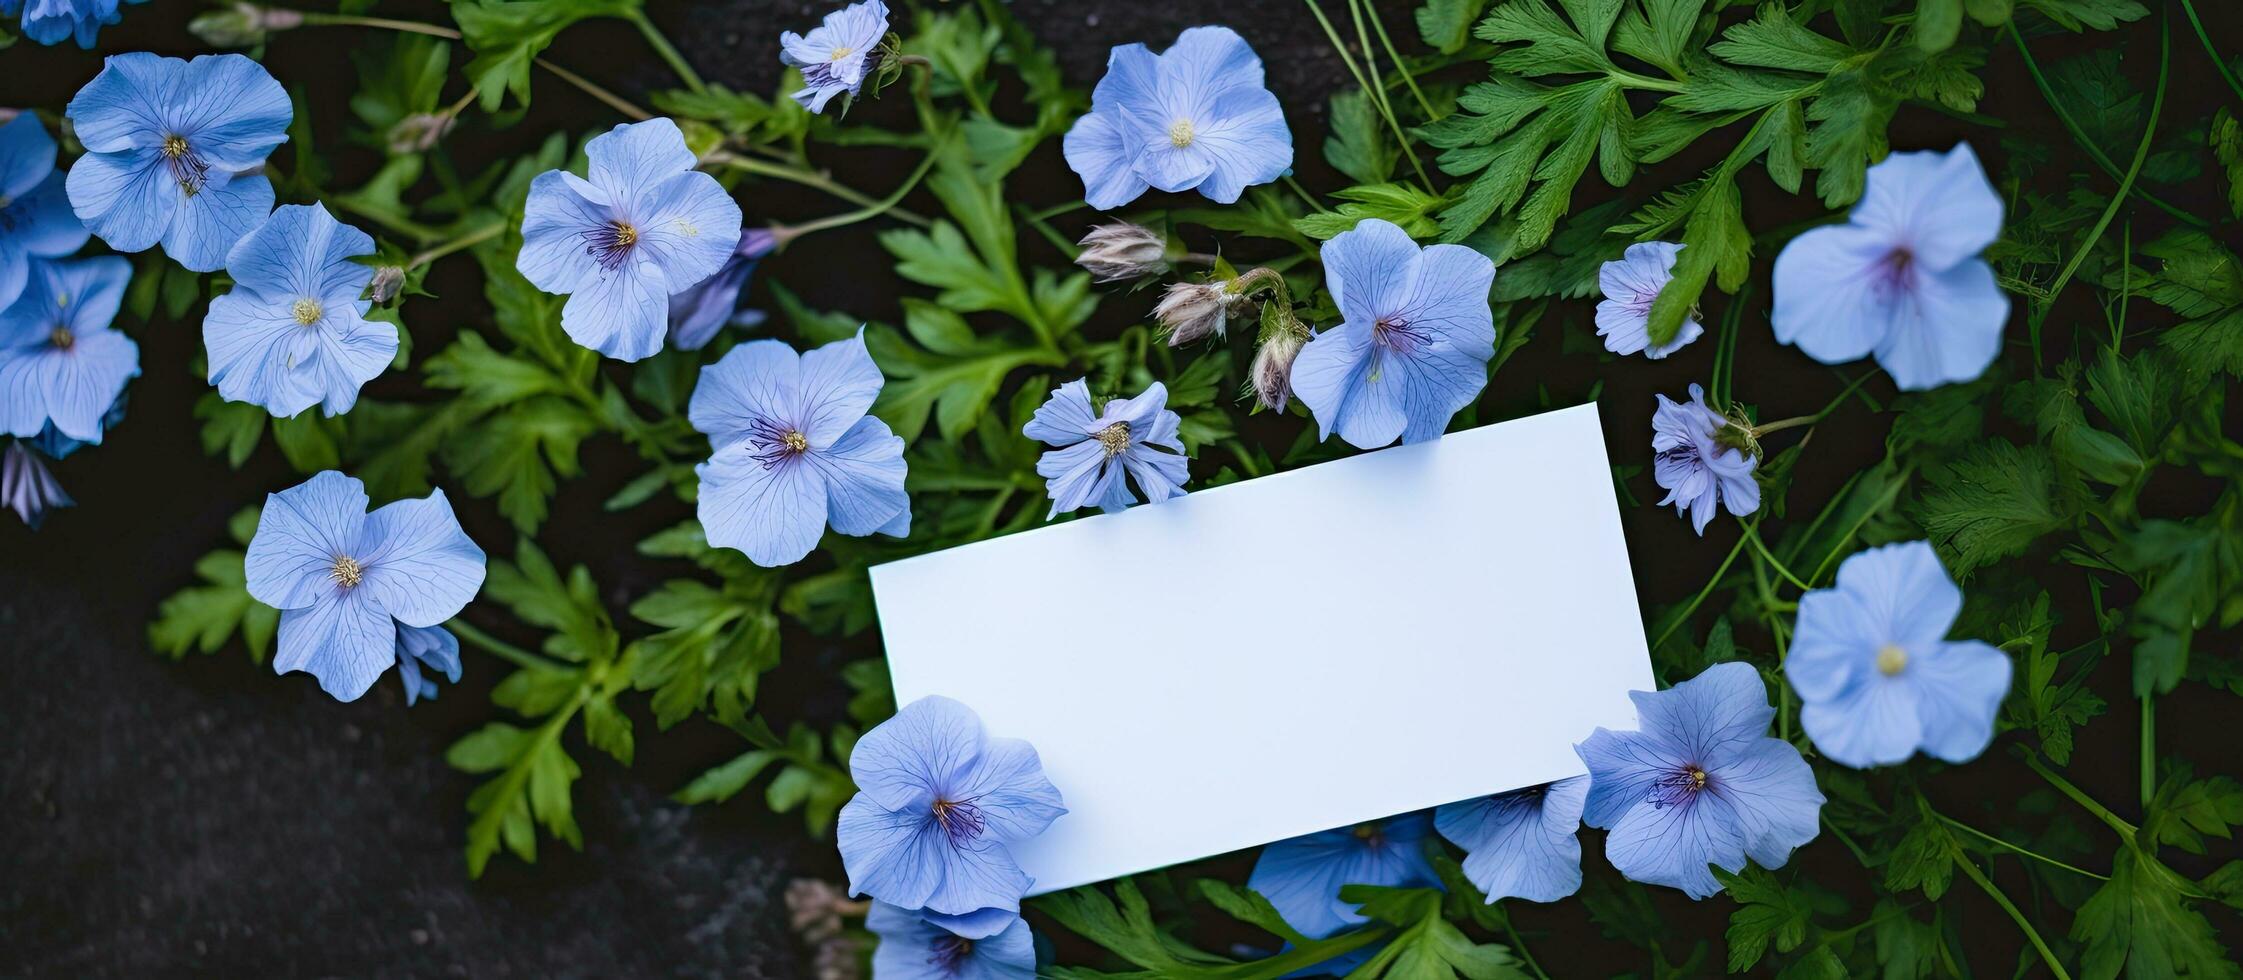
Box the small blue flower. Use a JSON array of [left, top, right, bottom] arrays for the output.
[[1063, 26, 1292, 209], [64, 53, 291, 273], [867, 901, 1037, 980], [690, 330, 909, 566], [838, 696, 1067, 922], [1023, 379, 1188, 518], [1596, 242, 1702, 360], [204, 203, 395, 418], [3, 0, 144, 47], [779, 0, 890, 114], [1291, 218, 1495, 449], [1432, 776, 1588, 904], [1786, 541, 2012, 768], [667, 227, 776, 351], [1652, 384, 1757, 535], [2, 440, 72, 527], [0, 113, 91, 313], [1576, 662, 1824, 900], [395, 623, 462, 706], [1772, 144, 2009, 390], [0, 256, 139, 447], [27, 390, 124, 459], [518, 118, 743, 362], [244, 471, 487, 702], [1247, 814, 1441, 940]]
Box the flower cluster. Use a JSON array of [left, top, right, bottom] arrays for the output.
[[4, 0, 143, 48]]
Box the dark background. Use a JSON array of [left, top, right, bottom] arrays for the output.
[[2, 1, 2237, 976]]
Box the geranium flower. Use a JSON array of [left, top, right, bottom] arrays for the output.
[[65, 53, 290, 272], [1432, 776, 1588, 904], [1063, 26, 1292, 209], [666, 227, 776, 351], [0, 114, 91, 313], [837, 696, 1067, 926], [1022, 378, 1188, 518], [518, 118, 742, 362], [395, 623, 461, 707], [690, 330, 909, 566], [3, 0, 143, 47], [1786, 541, 2012, 768], [1290, 218, 1495, 449], [2, 440, 71, 527], [780, 0, 890, 113], [1595, 242, 1701, 360], [244, 471, 487, 702], [867, 902, 1036, 980], [1652, 384, 1757, 535], [0, 256, 138, 447], [1576, 663, 1824, 900], [1772, 144, 2008, 390], [204, 203, 396, 418], [1246, 814, 1440, 940]]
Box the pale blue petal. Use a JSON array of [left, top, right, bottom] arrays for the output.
[[162, 172, 274, 273], [51, 255, 132, 335], [65, 147, 176, 255], [1575, 728, 1683, 829], [168, 54, 290, 170], [920, 835, 1034, 919], [518, 170, 611, 293], [1770, 223, 1896, 365], [276, 589, 396, 701], [1248, 816, 1438, 940], [688, 338, 802, 445], [1160, 26, 1267, 100], [1636, 661, 1776, 762], [1097, 380, 1170, 432], [561, 257, 670, 362], [1595, 242, 1702, 359], [1121, 444, 1189, 504], [795, 328, 883, 445], [224, 202, 372, 300], [809, 415, 908, 536], [1022, 378, 1101, 444], [11, 171, 90, 262], [1782, 589, 1876, 705], [0, 113, 57, 200], [840, 795, 944, 908], [245, 470, 368, 610], [1134, 135, 1218, 195], [1322, 218, 1420, 328], [64, 52, 173, 155], [847, 694, 988, 813], [1289, 323, 1371, 445], [696, 448, 827, 566], [1799, 676, 1920, 768], [1035, 440, 1110, 518], [1906, 640, 2011, 763], [1434, 777, 1586, 904], [1851, 144, 2001, 272], [628, 170, 741, 293], [1707, 737, 1822, 869], [1187, 88, 1290, 203], [870, 902, 1037, 980], [309, 306, 397, 417], [397, 623, 461, 681], [38, 330, 138, 444], [1063, 110, 1150, 211], [204, 290, 321, 417], [1088, 43, 1159, 113], [356, 489, 485, 628], [946, 736, 1065, 844], [1603, 792, 1743, 900], [1872, 258, 2008, 391], [1091, 459, 1136, 513], [585, 118, 698, 202], [1840, 541, 1963, 646], [917, 905, 1021, 942]]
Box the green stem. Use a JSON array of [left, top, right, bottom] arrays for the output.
[[1304, 0, 1432, 191], [626, 10, 707, 95], [2025, 753, 2139, 838], [715, 154, 931, 227], [1745, 522, 1812, 592], [2179, 0, 2243, 105], [1651, 518, 1754, 650], [2140, 695, 2155, 810], [1611, 68, 1686, 93], [1345, 0, 1435, 190], [447, 617, 567, 672], [1950, 850, 2073, 980], [1284, 173, 1327, 214], [1499, 913, 1553, 980], [408, 220, 505, 269], [1806, 465, 1912, 587], [780, 127, 950, 240], [2005, 21, 2205, 230], [1938, 815, 2110, 881], [532, 57, 653, 120], [2040, 9, 2168, 351], [296, 11, 656, 121], [1360, 0, 1437, 119]]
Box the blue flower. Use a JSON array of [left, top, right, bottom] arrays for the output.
[[1290, 218, 1495, 449], [27, 390, 124, 459], [395, 623, 462, 707], [1576, 662, 1824, 900], [1432, 776, 1588, 904], [779, 0, 890, 114], [0, 113, 91, 314], [518, 118, 743, 362], [1652, 383, 1757, 535], [1023, 379, 1188, 518], [1772, 144, 2008, 391], [690, 330, 909, 566], [1596, 242, 1701, 360], [64, 53, 290, 273], [1786, 541, 2012, 768], [204, 203, 395, 418], [2, 440, 72, 527], [837, 695, 1067, 922], [667, 227, 776, 351], [867, 902, 1037, 980], [1063, 26, 1292, 209], [0, 256, 138, 447], [1247, 814, 1441, 940], [4, 0, 144, 47], [244, 471, 487, 702]]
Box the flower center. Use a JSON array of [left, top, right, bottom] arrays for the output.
[[1650, 765, 1710, 808], [1876, 643, 1908, 676], [49, 326, 74, 350], [829, 45, 854, 60], [929, 798, 986, 846], [291, 298, 323, 325], [329, 554, 364, 588], [746, 418, 813, 469], [1095, 421, 1131, 457], [1372, 316, 1424, 354], [1168, 119, 1196, 148], [929, 934, 975, 972], [1350, 822, 1387, 847], [585, 221, 639, 271], [160, 133, 210, 197]]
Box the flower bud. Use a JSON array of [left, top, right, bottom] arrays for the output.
[[189, 3, 301, 48], [785, 878, 850, 942], [385, 112, 456, 156], [366, 266, 406, 304], [1075, 223, 1168, 283], [1250, 325, 1307, 412], [1156, 281, 1242, 346]]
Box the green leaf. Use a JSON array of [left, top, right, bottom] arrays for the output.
[[1883, 817, 1955, 901], [451, 0, 638, 110], [629, 576, 780, 728], [2147, 766, 2243, 855], [1416, 0, 1491, 53], [1915, 441, 2081, 573], [1714, 865, 1815, 972], [2070, 848, 2239, 980], [865, 302, 1064, 442], [147, 508, 277, 662], [2213, 108, 2243, 219], [1706, 5, 1852, 73], [1915, 0, 1963, 52], [1296, 183, 1449, 240], [2020, 0, 2150, 32], [1341, 885, 1528, 979], [484, 538, 618, 663], [195, 393, 267, 468], [1326, 89, 1399, 184], [449, 716, 583, 877]]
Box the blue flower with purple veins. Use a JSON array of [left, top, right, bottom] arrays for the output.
[[65, 53, 291, 273], [1023, 378, 1188, 518], [204, 203, 396, 418], [0, 256, 139, 447], [1433, 776, 1588, 904], [1772, 144, 2009, 391], [3, 440, 72, 527], [1248, 814, 1441, 940], [517, 118, 743, 362], [838, 696, 1067, 925], [1596, 242, 1701, 360], [3, 0, 145, 47], [867, 901, 1036, 980], [1290, 218, 1495, 449], [780, 0, 890, 114], [1652, 384, 1758, 535], [0, 113, 92, 314], [1786, 541, 2012, 768], [1576, 662, 1824, 900], [244, 471, 487, 702], [690, 329, 909, 566], [395, 623, 462, 706], [667, 227, 776, 351], [1063, 26, 1292, 210]]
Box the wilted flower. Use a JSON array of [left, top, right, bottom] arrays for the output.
[[518, 118, 743, 361], [1154, 280, 1238, 346], [204, 203, 397, 418], [366, 264, 406, 304], [1023, 378, 1188, 518], [1247, 814, 1441, 940], [244, 471, 487, 701], [1249, 323, 1307, 412], [1786, 541, 2012, 768], [2, 441, 72, 528], [0, 114, 92, 314], [1772, 144, 2008, 390], [1075, 223, 1168, 282], [867, 902, 1036, 980], [1292, 218, 1495, 449], [188, 2, 301, 48], [0, 256, 139, 447], [1596, 241, 1702, 360], [1577, 662, 1824, 900], [667, 227, 778, 351], [385, 112, 456, 156], [780, 0, 890, 113], [1064, 27, 1292, 209], [394, 623, 460, 706], [1433, 776, 1588, 904], [65, 53, 291, 272], [5, 0, 145, 48], [1652, 384, 1758, 535], [786, 878, 856, 942]]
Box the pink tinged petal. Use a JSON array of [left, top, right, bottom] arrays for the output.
[[1904, 640, 2012, 763], [204, 290, 321, 417], [1707, 738, 1823, 868], [1770, 223, 1899, 365], [64, 52, 176, 155], [65, 147, 177, 255], [560, 257, 670, 362], [275, 589, 397, 702], [688, 339, 802, 445], [163, 171, 274, 273], [810, 415, 908, 536], [245, 470, 370, 610], [1851, 144, 2002, 271], [1801, 676, 1922, 768], [628, 170, 742, 292], [355, 489, 486, 627], [1036, 439, 1110, 517], [696, 448, 829, 566], [584, 118, 698, 202], [518, 171, 612, 293], [1022, 378, 1101, 444], [838, 795, 946, 908], [848, 695, 990, 812], [1872, 258, 2008, 391], [1062, 110, 1149, 211], [795, 329, 884, 445], [1832, 541, 1963, 647], [1322, 217, 1423, 328], [310, 307, 397, 417], [946, 736, 1066, 843], [0, 113, 58, 201]]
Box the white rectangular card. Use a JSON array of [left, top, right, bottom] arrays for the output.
[[869, 402, 1652, 895]]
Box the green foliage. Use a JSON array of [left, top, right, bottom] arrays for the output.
[[148, 508, 277, 662], [452, 0, 638, 110]]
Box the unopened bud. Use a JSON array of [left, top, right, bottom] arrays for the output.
[[189, 3, 301, 48], [785, 878, 850, 943], [367, 266, 406, 304], [1156, 281, 1247, 346], [1250, 325, 1307, 413], [386, 112, 456, 156], [1075, 223, 1168, 283]]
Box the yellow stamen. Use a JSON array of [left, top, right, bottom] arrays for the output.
[[292, 298, 323, 325], [49, 326, 74, 350], [1876, 644, 1908, 676], [1095, 421, 1131, 457], [830, 45, 854, 60], [330, 555, 364, 588], [1168, 119, 1196, 148], [783, 430, 809, 453], [162, 134, 189, 158]]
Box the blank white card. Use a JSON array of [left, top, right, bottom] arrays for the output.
[[869, 402, 1653, 895]]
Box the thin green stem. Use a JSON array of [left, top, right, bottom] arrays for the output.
[[1305, 0, 1432, 191], [780, 128, 951, 240], [448, 617, 567, 672], [1806, 465, 1912, 587], [1745, 523, 1812, 592], [300, 11, 458, 36], [626, 10, 707, 95], [2025, 753, 2139, 838], [532, 57, 653, 120], [2006, 21, 2205, 229], [1611, 68, 1687, 93], [2040, 10, 2168, 353], [1950, 852, 2073, 980], [408, 220, 505, 269], [1938, 815, 2110, 881], [1710, 284, 1747, 406], [715, 154, 931, 226], [1360, 0, 1437, 119], [1284, 174, 1326, 213], [2179, 0, 2243, 104], [2140, 695, 2155, 810], [1343, 0, 1434, 190], [1651, 519, 1754, 650], [1498, 913, 1553, 980]]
